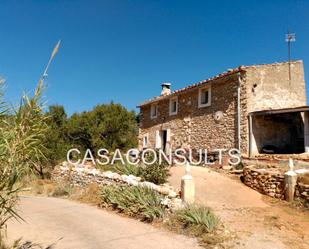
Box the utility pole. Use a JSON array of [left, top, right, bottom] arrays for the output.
[[285, 31, 296, 83]]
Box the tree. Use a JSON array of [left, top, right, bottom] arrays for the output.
[[44, 105, 70, 167], [89, 102, 138, 151], [65, 102, 138, 153]]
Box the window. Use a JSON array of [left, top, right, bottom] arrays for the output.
[[198, 86, 211, 108], [150, 104, 158, 119], [143, 134, 148, 148], [169, 97, 178, 115]]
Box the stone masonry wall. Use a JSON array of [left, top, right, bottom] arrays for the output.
[[244, 61, 306, 113], [244, 61, 306, 156], [52, 162, 178, 199], [139, 75, 240, 153], [295, 178, 309, 203], [139, 61, 306, 157], [244, 165, 309, 203], [243, 165, 285, 199]]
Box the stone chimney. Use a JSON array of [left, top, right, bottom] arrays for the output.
[[161, 82, 171, 96]]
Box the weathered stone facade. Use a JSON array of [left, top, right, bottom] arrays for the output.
[[140, 75, 240, 152], [138, 61, 306, 157]]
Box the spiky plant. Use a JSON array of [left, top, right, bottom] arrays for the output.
[[171, 205, 219, 234], [111, 162, 140, 176], [101, 185, 165, 222]]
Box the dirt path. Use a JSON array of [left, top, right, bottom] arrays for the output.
[[169, 166, 309, 249], [7, 196, 202, 249]]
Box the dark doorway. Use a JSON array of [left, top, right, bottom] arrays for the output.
[[161, 130, 167, 151], [252, 112, 304, 154]]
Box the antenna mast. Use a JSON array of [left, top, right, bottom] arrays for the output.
[[285, 30, 296, 82]]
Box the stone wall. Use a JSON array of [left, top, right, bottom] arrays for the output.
[[139, 75, 240, 153], [295, 177, 309, 202], [244, 61, 306, 113], [244, 61, 306, 155], [243, 165, 309, 203], [243, 165, 285, 199], [52, 162, 178, 197], [51, 162, 182, 210], [139, 61, 306, 157]]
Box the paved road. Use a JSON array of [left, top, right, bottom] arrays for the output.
[[8, 196, 201, 249]]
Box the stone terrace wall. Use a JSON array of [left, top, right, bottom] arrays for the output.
[[243, 165, 285, 199], [295, 179, 309, 203], [52, 162, 178, 199]]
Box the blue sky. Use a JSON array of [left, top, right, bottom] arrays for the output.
[[0, 0, 308, 115]]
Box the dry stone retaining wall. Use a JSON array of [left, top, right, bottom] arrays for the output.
[[52, 162, 182, 209], [295, 181, 309, 202], [243, 165, 309, 204], [243, 165, 285, 199]]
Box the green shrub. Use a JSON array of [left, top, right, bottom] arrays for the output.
[[138, 151, 169, 184], [101, 151, 170, 184], [112, 162, 140, 176], [100, 185, 165, 222], [138, 163, 169, 185], [235, 162, 244, 170], [51, 182, 72, 197], [171, 205, 219, 234]]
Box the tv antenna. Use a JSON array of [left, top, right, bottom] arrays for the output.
[[285, 30, 295, 82]]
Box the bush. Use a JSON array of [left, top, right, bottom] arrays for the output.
[[171, 205, 219, 235], [111, 162, 140, 176], [51, 182, 72, 197], [138, 163, 169, 185], [101, 151, 170, 184], [100, 185, 165, 222], [235, 162, 244, 170], [138, 151, 169, 184]]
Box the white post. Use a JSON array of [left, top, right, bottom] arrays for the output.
[[304, 112, 309, 153], [181, 162, 195, 204], [284, 159, 298, 202]]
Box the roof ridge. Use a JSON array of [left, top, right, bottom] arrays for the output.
[[138, 60, 303, 107], [242, 60, 302, 69]]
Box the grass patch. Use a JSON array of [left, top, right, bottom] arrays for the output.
[[70, 184, 101, 205], [169, 205, 220, 235], [100, 185, 165, 222], [29, 179, 72, 197], [0, 236, 56, 249], [166, 205, 230, 248]]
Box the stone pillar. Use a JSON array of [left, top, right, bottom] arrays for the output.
[[284, 159, 297, 202], [304, 111, 309, 153], [181, 162, 195, 204]]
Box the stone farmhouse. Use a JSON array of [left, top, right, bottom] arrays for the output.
[[138, 61, 308, 158]]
